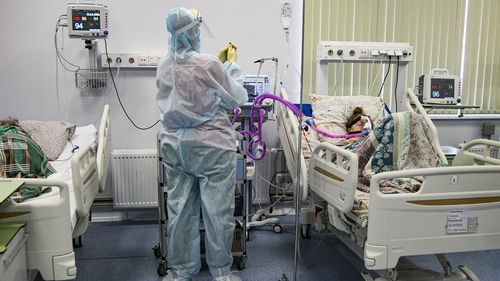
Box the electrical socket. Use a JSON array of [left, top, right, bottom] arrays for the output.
[[138, 56, 148, 66], [148, 56, 161, 66], [359, 49, 369, 58]]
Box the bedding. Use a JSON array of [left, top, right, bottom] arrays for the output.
[[301, 111, 444, 227], [0, 124, 55, 201], [309, 94, 385, 145], [19, 120, 76, 160]]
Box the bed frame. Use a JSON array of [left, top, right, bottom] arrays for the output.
[[277, 88, 500, 280], [0, 104, 111, 280]]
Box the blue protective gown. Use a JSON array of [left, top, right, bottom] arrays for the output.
[[156, 48, 248, 280]]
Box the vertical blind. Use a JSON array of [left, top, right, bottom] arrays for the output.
[[303, 0, 500, 113]]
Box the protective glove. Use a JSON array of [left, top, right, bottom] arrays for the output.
[[218, 43, 238, 64]]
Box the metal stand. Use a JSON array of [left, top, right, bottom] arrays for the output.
[[154, 136, 168, 276], [232, 104, 285, 238]]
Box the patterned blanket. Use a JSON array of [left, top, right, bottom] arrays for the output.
[[348, 112, 444, 225], [0, 125, 54, 201]]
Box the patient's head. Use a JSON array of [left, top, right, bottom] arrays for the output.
[[346, 107, 371, 133], [0, 118, 19, 127]]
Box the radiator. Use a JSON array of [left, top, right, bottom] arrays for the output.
[[458, 144, 499, 159], [112, 149, 158, 208]]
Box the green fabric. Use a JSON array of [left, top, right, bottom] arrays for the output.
[[0, 125, 54, 201], [0, 222, 25, 254]]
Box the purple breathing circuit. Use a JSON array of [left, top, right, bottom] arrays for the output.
[[236, 93, 369, 160]]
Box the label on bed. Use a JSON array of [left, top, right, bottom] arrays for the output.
[[447, 210, 477, 234]]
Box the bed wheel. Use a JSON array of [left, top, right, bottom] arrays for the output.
[[273, 224, 283, 233], [153, 244, 161, 258], [73, 236, 83, 248], [301, 224, 311, 239], [237, 255, 247, 270], [157, 260, 168, 276]]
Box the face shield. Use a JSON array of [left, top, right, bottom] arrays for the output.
[[166, 8, 214, 54]]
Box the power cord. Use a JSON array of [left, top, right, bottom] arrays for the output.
[[104, 39, 160, 130], [377, 56, 392, 98]]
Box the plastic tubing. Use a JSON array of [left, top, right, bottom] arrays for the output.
[[231, 107, 241, 126], [242, 93, 369, 160]]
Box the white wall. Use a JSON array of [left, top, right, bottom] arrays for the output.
[[0, 0, 303, 150], [434, 119, 500, 147]]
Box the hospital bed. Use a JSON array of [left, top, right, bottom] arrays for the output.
[[0, 105, 111, 280], [276, 88, 500, 281]]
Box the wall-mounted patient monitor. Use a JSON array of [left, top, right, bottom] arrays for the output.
[[67, 3, 109, 39], [418, 68, 461, 104]]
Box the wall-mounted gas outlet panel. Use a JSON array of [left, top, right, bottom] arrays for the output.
[[101, 53, 164, 68]]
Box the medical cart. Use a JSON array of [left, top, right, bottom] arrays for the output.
[[153, 133, 249, 276]]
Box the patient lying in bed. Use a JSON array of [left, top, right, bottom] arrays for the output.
[[303, 105, 445, 225], [0, 118, 55, 201]]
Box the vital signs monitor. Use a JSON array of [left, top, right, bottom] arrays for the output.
[[67, 4, 109, 38], [243, 75, 271, 102], [418, 69, 461, 104]]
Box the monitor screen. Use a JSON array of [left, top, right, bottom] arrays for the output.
[[243, 76, 270, 102], [71, 9, 102, 32], [430, 78, 455, 99]]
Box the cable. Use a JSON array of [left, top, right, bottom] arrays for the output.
[[368, 60, 383, 96], [394, 56, 400, 112], [332, 58, 344, 96], [93, 61, 118, 126], [377, 56, 392, 98], [104, 39, 160, 130], [54, 16, 81, 73]]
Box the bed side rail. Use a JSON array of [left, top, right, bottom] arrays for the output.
[[71, 143, 99, 219], [308, 143, 358, 213], [277, 88, 308, 201], [97, 104, 111, 192], [365, 165, 500, 270], [453, 139, 500, 166], [0, 178, 70, 203]]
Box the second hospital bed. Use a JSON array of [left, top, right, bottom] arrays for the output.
[[276, 88, 500, 280], [0, 104, 111, 280]]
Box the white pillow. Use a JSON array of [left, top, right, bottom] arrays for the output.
[[19, 121, 76, 160], [309, 94, 385, 144]]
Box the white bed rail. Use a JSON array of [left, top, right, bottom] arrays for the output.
[[365, 165, 500, 270], [453, 139, 500, 166], [308, 143, 358, 213], [404, 88, 447, 164], [0, 178, 76, 280], [71, 143, 99, 219], [277, 88, 308, 201], [97, 104, 111, 192]]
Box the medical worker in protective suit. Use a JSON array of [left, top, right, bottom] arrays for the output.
[[156, 7, 248, 281]]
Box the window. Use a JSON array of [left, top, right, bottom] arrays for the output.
[[303, 0, 500, 113]]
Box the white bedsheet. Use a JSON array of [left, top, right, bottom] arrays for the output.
[[30, 125, 98, 228]]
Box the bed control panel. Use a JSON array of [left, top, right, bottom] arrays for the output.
[[317, 41, 413, 63]]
